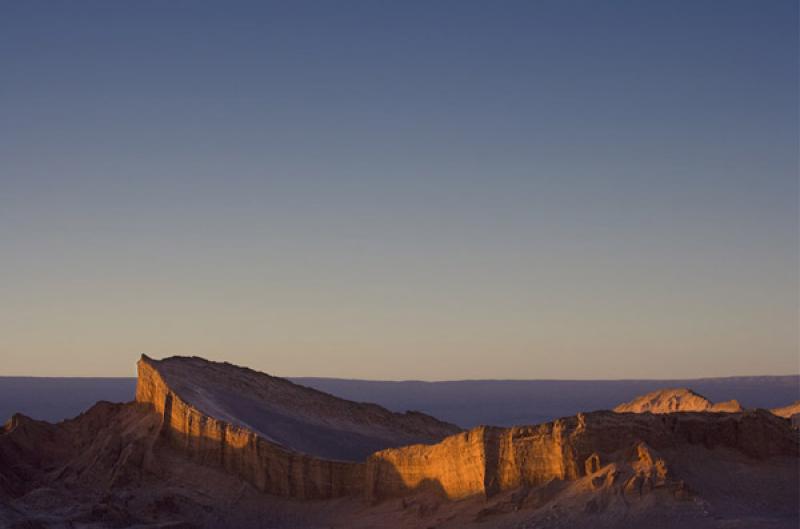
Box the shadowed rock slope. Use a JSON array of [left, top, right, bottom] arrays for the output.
[[135, 354, 460, 499], [137, 355, 461, 462]]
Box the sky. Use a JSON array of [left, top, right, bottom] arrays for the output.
[[1, 1, 797, 379]]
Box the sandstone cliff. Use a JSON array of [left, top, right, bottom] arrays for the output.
[[2, 357, 799, 529], [137, 355, 460, 460], [613, 388, 743, 414], [366, 408, 797, 501], [135, 355, 460, 499]]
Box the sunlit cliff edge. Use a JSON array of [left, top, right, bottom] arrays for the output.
[[1, 354, 798, 528]]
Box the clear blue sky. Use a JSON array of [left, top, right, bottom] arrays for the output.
[[1, 1, 797, 379]]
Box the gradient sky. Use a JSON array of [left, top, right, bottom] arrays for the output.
[[1, 1, 797, 379]]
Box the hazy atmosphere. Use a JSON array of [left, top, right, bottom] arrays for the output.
[[2, 1, 797, 379]]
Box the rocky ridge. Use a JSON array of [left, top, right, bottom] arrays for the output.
[[613, 388, 743, 414], [135, 354, 460, 499], [1, 356, 798, 529], [365, 407, 795, 502], [770, 400, 800, 428], [771, 401, 800, 417]]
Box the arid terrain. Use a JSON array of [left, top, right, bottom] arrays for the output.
[[1, 355, 798, 528]]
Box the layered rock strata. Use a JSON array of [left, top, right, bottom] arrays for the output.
[[137, 355, 461, 460], [365, 409, 797, 501], [136, 356, 364, 499], [3, 355, 799, 528]]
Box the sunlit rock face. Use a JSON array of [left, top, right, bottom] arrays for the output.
[[613, 388, 743, 414], [2, 356, 799, 528], [771, 401, 800, 428], [365, 409, 798, 501], [365, 426, 490, 501], [135, 355, 460, 499], [771, 401, 800, 418], [136, 356, 795, 505]]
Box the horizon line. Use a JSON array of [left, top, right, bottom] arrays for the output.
[[1, 373, 798, 383]]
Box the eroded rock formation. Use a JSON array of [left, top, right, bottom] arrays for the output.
[[771, 400, 800, 428], [2, 355, 798, 529], [613, 388, 743, 414], [365, 408, 796, 501], [771, 401, 800, 418], [136, 355, 459, 499]]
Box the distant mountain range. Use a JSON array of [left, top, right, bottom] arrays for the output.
[[2, 373, 797, 427]]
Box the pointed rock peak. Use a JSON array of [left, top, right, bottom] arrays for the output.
[[3, 413, 29, 433], [614, 388, 741, 414], [138, 353, 166, 370]]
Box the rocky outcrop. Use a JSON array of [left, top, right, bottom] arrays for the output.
[[613, 388, 743, 414], [137, 355, 460, 460], [771, 401, 800, 428], [365, 409, 797, 501], [4, 356, 799, 528], [136, 355, 364, 499], [365, 426, 491, 501], [135, 355, 461, 499], [134, 361, 799, 504], [0, 399, 161, 504], [771, 401, 800, 418]]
